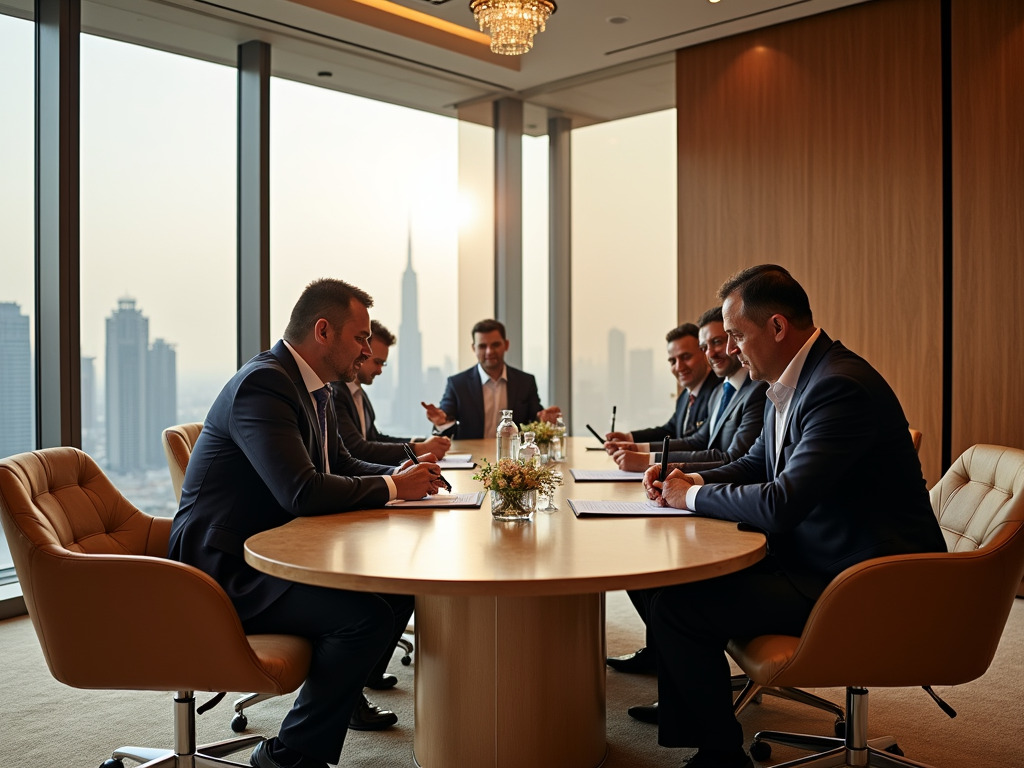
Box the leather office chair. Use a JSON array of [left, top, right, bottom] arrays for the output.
[[161, 423, 413, 731], [728, 444, 1024, 767], [0, 447, 312, 768]]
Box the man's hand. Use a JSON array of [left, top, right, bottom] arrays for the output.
[[606, 431, 632, 442], [659, 468, 695, 509], [643, 464, 663, 503], [416, 435, 451, 459], [392, 461, 444, 499], [604, 439, 638, 455], [612, 449, 651, 472], [537, 406, 562, 424], [421, 402, 449, 427]]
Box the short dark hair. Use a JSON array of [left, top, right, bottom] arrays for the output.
[[370, 319, 396, 347], [718, 265, 813, 328], [665, 323, 700, 343], [283, 278, 374, 344], [696, 306, 723, 329], [471, 318, 507, 340]]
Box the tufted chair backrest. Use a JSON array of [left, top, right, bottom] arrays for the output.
[[931, 444, 1024, 553], [162, 422, 204, 505]]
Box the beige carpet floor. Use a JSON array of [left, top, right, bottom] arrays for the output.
[[1, 592, 1021, 768]]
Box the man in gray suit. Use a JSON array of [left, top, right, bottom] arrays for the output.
[[609, 306, 767, 474], [606, 305, 767, 678]]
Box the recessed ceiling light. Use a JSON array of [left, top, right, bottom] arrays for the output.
[[317, 71, 333, 77], [607, 16, 630, 25], [709, 0, 722, 4]]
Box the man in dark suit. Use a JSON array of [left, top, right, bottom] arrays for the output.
[[639, 265, 946, 768], [333, 319, 451, 465], [604, 322, 721, 446], [421, 318, 560, 439], [606, 307, 768, 678], [169, 279, 445, 768]]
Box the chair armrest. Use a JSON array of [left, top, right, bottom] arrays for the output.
[[754, 533, 1024, 689], [26, 545, 291, 695]]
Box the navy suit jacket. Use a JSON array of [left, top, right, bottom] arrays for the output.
[[332, 382, 410, 466], [695, 331, 946, 599], [659, 375, 768, 471], [632, 374, 722, 444], [169, 340, 394, 621], [436, 365, 543, 439]]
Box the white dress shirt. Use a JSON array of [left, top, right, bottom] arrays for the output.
[[283, 341, 396, 499], [479, 363, 509, 438], [683, 329, 820, 511]]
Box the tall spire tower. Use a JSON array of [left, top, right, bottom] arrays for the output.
[[395, 221, 425, 433]]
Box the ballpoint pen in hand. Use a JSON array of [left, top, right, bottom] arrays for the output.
[[585, 424, 606, 445], [403, 444, 452, 493], [611, 405, 617, 433], [660, 436, 670, 482]]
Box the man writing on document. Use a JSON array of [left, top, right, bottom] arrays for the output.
[[421, 318, 561, 439], [170, 278, 445, 768], [639, 265, 945, 768], [604, 322, 721, 445]]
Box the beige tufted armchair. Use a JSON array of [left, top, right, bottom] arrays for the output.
[[727, 444, 1024, 767], [0, 447, 312, 768]]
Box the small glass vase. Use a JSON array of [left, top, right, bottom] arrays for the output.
[[490, 489, 537, 521], [537, 442, 551, 465]]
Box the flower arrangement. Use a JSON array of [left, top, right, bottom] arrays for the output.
[[474, 457, 559, 497], [519, 420, 558, 445]]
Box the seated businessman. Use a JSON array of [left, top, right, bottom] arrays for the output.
[[606, 306, 767, 680], [333, 319, 451, 465], [169, 278, 446, 768], [607, 306, 766, 475], [636, 265, 945, 768], [421, 318, 561, 438], [604, 322, 720, 446]]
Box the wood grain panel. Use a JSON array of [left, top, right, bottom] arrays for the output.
[[951, 0, 1024, 459], [676, 0, 943, 484]]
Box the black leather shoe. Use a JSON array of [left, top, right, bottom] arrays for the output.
[[250, 739, 327, 768], [607, 646, 657, 674], [365, 673, 398, 690], [682, 748, 754, 768], [627, 701, 659, 724], [348, 695, 398, 731]]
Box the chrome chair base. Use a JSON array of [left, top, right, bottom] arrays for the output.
[[104, 692, 263, 768], [750, 687, 934, 768], [732, 675, 845, 726]]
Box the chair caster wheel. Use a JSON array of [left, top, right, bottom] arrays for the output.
[[401, 655, 412, 666], [749, 739, 771, 761], [834, 718, 846, 738], [100, 760, 125, 768], [231, 713, 248, 733], [885, 744, 904, 756]]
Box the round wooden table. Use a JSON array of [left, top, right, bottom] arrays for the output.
[[245, 438, 765, 768]]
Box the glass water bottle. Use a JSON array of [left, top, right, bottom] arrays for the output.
[[518, 431, 540, 466], [552, 415, 567, 462], [496, 409, 521, 461]]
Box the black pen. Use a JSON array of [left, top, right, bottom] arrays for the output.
[[611, 405, 617, 433], [585, 424, 607, 445], [403, 444, 452, 493], [660, 436, 670, 482]]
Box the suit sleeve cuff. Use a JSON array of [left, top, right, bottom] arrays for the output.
[[433, 421, 456, 434], [685, 475, 704, 511], [382, 475, 397, 501]]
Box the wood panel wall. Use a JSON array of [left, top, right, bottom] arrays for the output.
[[675, 0, 944, 485], [951, 0, 1024, 458]]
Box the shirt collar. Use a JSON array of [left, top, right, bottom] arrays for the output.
[[726, 368, 749, 393], [477, 363, 508, 386], [346, 381, 362, 395], [688, 368, 713, 398], [775, 327, 822, 391], [283, 340, 327, 394]]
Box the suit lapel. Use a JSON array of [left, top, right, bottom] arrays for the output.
[[774, 332, 834, 477], [270, 341, 325, 472], [364, 391, 377, 440], [465, 368, 486, 431], [708, 377, 748, 444]]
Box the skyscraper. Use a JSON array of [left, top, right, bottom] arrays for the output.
[[607, 328, 626, 417], [147, 338, 177, 467], [628, 348, 655, 425], [394, 228, 425, 434], [0, 302, 33, 459], [106, 297, 149, 472], [81, 356, 96, 456]]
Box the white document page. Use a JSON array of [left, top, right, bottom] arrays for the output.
[[569, 469, 646, 482], [567, 499, 696, 517], [442, 453, 473, 462], [385, 492, 485, 509], [436, 458, 477, 470]]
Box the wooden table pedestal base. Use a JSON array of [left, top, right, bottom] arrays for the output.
[[413, 593, 608, 768]]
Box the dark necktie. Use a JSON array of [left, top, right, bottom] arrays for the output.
[[313, 386, 331, 470], [714, 381, 736, 427], [683, 392, 697, 430]]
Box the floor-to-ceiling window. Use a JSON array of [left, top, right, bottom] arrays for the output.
[[270, 79, 461, 439], [522, 132, 550, 406], [570, 110, 678, 437], [79, 35, 236, 517], [0, 13, 35, 577]]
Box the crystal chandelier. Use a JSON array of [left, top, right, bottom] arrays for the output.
[[469, 0, 557, 56]]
